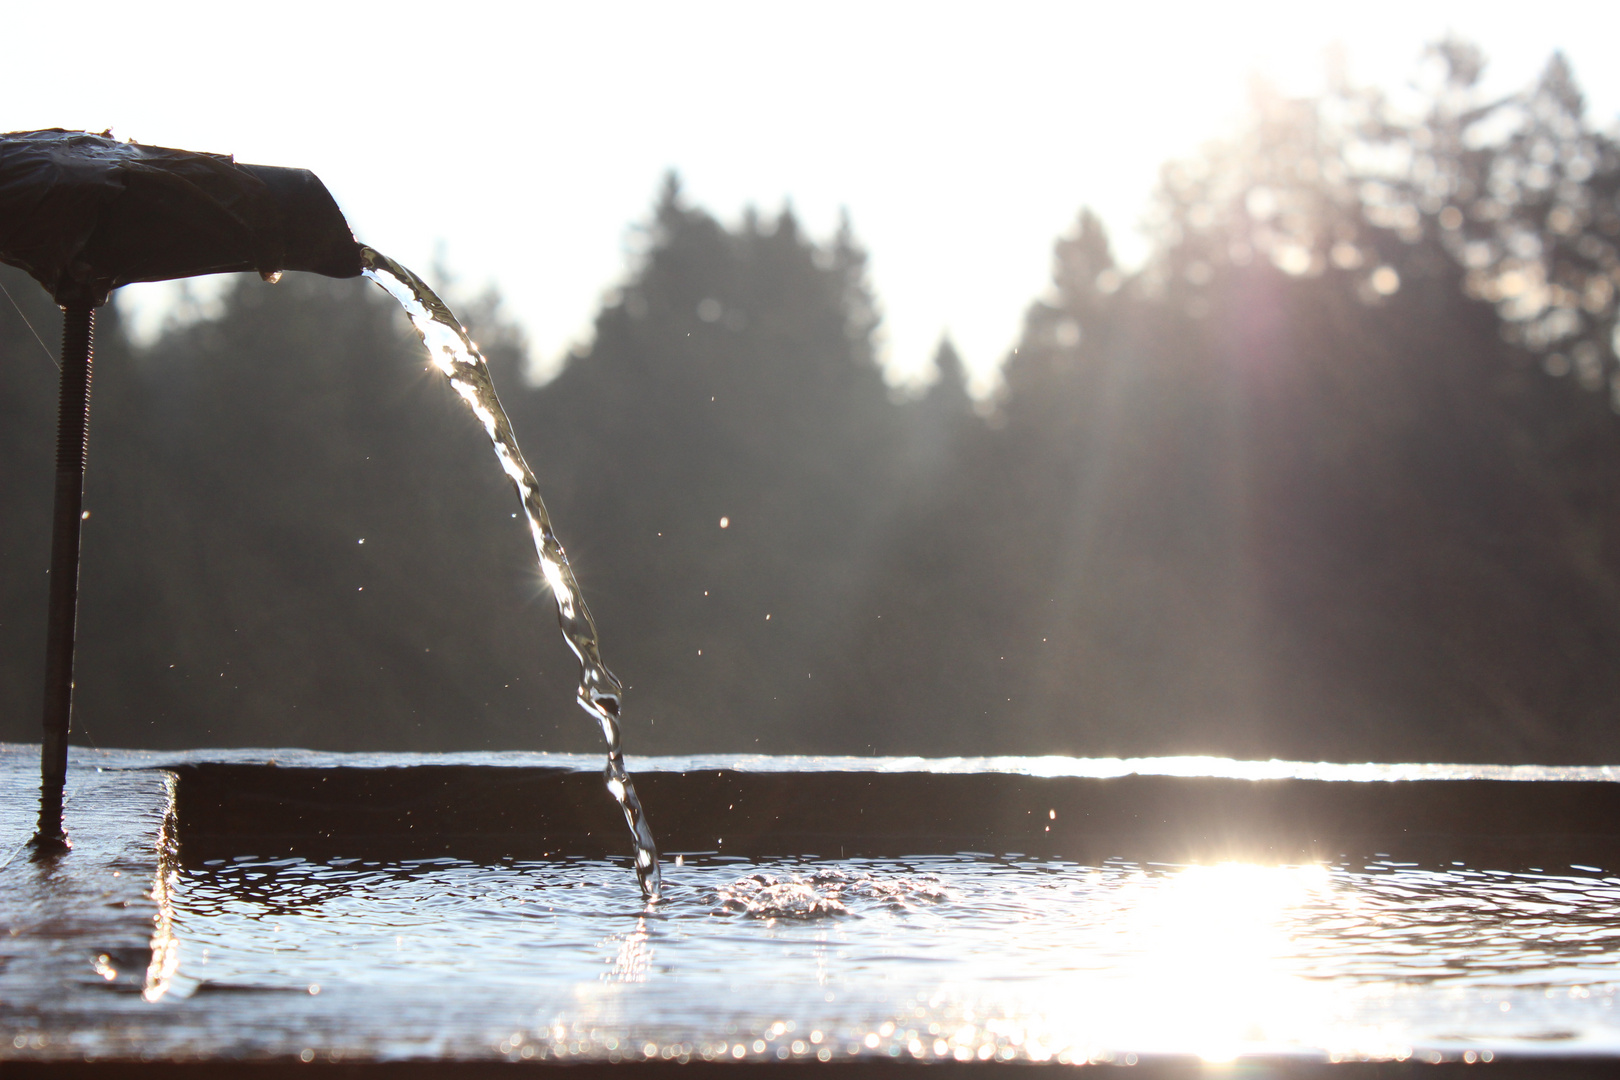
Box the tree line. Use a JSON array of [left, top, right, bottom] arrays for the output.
[[4, 44, 1620, 763]]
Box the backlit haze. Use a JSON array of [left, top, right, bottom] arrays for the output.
[[6, 1, 1620, 393]]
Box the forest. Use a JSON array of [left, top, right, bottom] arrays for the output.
[[4, 43, 1620, 764]]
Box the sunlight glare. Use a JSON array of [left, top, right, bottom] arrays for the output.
[[1020, 861, 1338, 1061]]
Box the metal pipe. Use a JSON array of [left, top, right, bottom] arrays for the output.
[[32, 303, 94, 856]]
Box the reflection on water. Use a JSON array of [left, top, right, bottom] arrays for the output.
[[169, 853, 1620, 1063]]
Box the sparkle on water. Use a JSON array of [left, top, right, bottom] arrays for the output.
[[167, 851, 1620, 1064], [360, 248, 660, 899]]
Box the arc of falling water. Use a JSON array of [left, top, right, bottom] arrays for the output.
[[360, 247, 662, 899]]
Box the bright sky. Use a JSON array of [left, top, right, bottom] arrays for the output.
[[6, 2, 1619, 393]]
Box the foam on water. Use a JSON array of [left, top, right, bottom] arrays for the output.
[[710, 868, 952, 919]]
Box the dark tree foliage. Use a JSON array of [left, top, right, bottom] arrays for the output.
[[1, 265, 581, 751], [4, 46, 1620, 763], [502, 178, 910, 750], [815, 47, 1620, 762], [0, 178, 917, 755]]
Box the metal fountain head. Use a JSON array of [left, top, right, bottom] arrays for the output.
[[0, 127, 362, 305], [0, 129, 362, 855]]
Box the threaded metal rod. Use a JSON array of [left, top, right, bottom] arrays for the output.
[[32, 303, 94, 855]]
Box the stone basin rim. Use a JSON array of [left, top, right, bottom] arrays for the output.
[[10, 741, 1620, 782]]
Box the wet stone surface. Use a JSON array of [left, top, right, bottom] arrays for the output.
[[0, 751, 177, 1054]]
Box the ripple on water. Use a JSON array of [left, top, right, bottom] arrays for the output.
[[170, 853, 1620, 1062]]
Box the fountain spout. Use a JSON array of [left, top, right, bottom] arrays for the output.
[[0, 128, 361, 305], [0, 129, 362, 854]]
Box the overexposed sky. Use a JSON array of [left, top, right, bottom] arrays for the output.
[[5, 2, 1619, 392]]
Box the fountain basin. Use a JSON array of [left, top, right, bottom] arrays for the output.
[[6, 743, 1620, 1077]]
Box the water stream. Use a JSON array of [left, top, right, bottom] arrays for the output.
[[359, 248, 661, 899]]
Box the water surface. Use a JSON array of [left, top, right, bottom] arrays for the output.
[[170, 852, 1620, 1064]]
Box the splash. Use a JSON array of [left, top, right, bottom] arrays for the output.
[[710, 867, 951, 919], [360, 247, 660, 899]]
